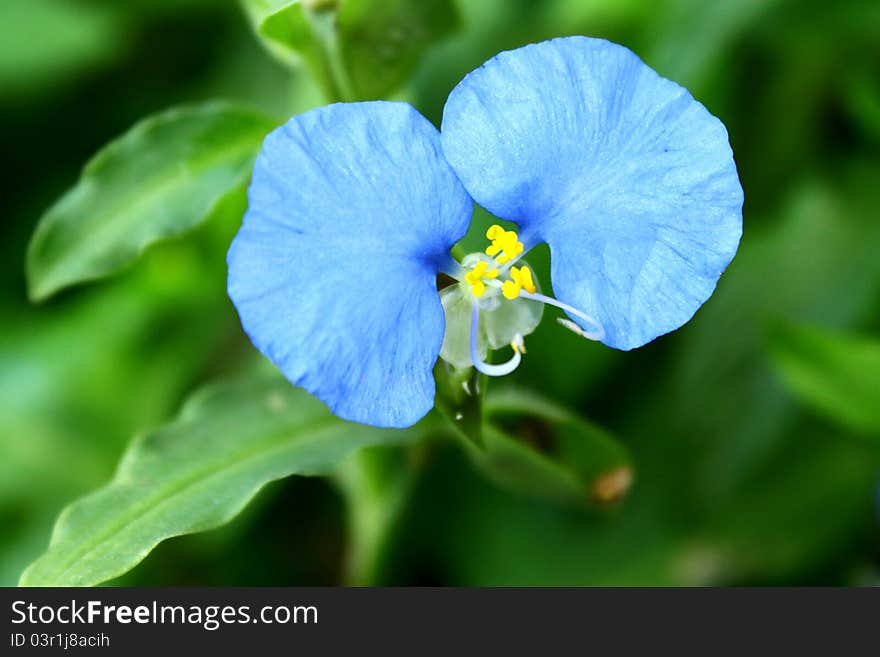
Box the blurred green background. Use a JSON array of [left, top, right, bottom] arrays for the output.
[[2, 0, 879, 586]]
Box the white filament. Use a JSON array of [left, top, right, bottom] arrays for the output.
[[519, 291, 605, 341], [469, 303, 523, 377]]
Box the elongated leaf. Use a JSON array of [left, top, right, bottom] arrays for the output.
[[771, 322, 880, 436], [26, 101, 276, 301], [20, 372, 434, 586], [466, 389, 632, 506]]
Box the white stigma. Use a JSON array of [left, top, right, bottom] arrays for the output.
[[519, 291, 605, 342]]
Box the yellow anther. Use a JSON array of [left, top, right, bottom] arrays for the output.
[[486, 224, 505, 240], [501, 265, 536, 300], [464, 261, 488, 284], [484, 225, 524, 264], [464, 261, 499, 298], [501, 280, 519, 300], [519, 265, 536, 294]]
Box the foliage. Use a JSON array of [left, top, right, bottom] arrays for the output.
[[27, 102, 275, 301], [771, 323, 880, 437], [20, 371, 437, 586], [2, 0, 879, 587]]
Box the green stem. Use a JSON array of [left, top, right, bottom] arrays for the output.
[[332, 445, 425, 585], [433, 360, 487, 448], [303, 4, 355, 103]]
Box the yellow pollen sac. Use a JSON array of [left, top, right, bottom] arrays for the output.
[[464, 260, 499, 298], [486, 224, 505, 240], [501, 265, 537, 300], [518, 265, 536, 293], [485, 224, 524, 264]]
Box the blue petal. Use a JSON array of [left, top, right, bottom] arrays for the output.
[[228, 102, 472, 427], [441, 37, 743, 350]]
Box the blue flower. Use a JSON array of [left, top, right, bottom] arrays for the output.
[[441, 36, 743, 351], [228, 102, 471, 428], [228, 37, 743, 428]]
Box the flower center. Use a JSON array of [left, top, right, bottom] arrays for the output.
[[463, 260, 499, 298], [463, 225, 537, 301], [440, 225, 605, 377]]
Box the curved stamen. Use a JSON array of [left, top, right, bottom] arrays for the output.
[[470, 303, 524, 376], [519, 291, 605, 341]]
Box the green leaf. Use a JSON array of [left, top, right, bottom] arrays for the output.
[[26, 101, 276, 301], [689, 428, 880, 583], [19, 372, 434, 586], [241, 0, 352, 101], [241, 0, 322, 67], [467, 388, 632, 506], [242, 0, 458, 100], [337, 0, 459, 99], [770, 322, 880, 436]]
